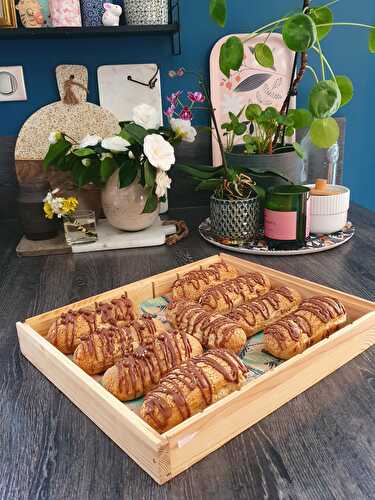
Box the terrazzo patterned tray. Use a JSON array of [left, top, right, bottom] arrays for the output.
[[199, 219, 355, 256]]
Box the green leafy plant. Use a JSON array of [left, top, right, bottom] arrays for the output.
[[209, 0, 375, 148], [222, 104, 312, 156]]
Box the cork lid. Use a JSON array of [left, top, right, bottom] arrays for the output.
[[310, 179, 343, 196]]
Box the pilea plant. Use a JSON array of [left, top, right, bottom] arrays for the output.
[[209, 0, 375, 149]]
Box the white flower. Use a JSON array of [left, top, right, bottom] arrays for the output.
[[155, 169, 172, 198], [128, 151, 135, 160], [143, 134, 175, 171], [101, 136, 130, 152], [48, 131, 62, 144], [100, 152, 113, 160], [170, 118, 197, 143], [79, 134, 102, 149], [132, 103, 160, 130], [82, 158, 91, 167]]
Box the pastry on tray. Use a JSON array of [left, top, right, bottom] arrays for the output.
[[171, 261, 238, 301], [44, 294, 135, 354], [199, 272, 272, 314], [140, 348, 248, 433], [264, 296, 347, 359], [228, 287, 302, 338], [73, 315, 158, 375], [166, 300, 247, 353], [102, 331, 203, 401]]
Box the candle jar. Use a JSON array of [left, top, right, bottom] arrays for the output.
[[264, 185, 311, 250], [63, 210, 98, 245]]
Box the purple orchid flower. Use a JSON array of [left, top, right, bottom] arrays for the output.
[[180, 106, 193, 121], [187, 91, 205, 103], [164, 104, 176, 118], [167, 91, 182, 105]]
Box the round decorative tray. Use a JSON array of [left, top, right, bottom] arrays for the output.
[[199, 219, 355, 256]]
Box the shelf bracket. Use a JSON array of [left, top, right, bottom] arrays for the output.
[[170, 0, 181, 56]]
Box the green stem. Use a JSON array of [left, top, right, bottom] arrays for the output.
[[317, 22, 375, 29], [314, 0, 340, 11], [306, 65, 319, 83], [316, 39, 325, 80], [312, 46, 336, 81], [243, 17, 290, 43]]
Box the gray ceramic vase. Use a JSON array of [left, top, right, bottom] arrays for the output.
[[101, 170, 159, 231], [210, 194, 260, 242], [224, 146, 306, 184]]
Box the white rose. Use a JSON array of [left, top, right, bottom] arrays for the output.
[[101, 136, 130, 152], [143, 134, 175, 171], [128, 151, 135, 160], [79, 134, 102, 149], [48, 131, 62, 144], [170, 118, 197, 143], [155, 169, 172, 198], [133, 103, 160, 130]]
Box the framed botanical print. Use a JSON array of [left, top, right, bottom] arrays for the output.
[[0, 0, 17, 28]]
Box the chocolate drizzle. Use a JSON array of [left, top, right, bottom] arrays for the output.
[[229, 287, 296, 327], [95, 294, 135, 325], [199, 272, 269, 312], [112, 330, 194, 399], [265, 296, 346, 349], [142, 349, 248, 432]]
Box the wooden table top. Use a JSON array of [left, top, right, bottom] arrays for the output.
[[1, 204, 375, 500]]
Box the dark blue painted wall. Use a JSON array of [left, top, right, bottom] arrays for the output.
[[1, 0, 374, 210]]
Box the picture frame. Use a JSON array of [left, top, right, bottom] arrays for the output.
[[0, 0, 17, 28]]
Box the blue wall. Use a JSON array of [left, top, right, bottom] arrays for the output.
[[1, 0, 374, 210]]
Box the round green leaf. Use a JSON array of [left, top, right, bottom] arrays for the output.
[[233, 123, 247, 136], [310, 118, 340, 148], [369, 27, 375, 53], [285, 126, 295, 137], [219, 36, 244, 78], [309, 6, 333, 41], [245, 103, 262, 120], [334, 75, 354, 107], [254, 43, 274, 68], [309, 80, 341, 118], [73, 148, 96, 157], [282, 13, 317, 52], [288, 108, 313, 128], [209, 0, 227, 28]]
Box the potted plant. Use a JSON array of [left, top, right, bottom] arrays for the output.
[[209, 0, 374, 159], [222, 104, 311, 183], [44, 101, 198, 231]]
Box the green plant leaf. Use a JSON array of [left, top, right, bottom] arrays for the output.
[[209, 0, 227, 27], [176, 163, 224, 174], [309, 80, 341, 118], [43, 138, 71, 169], [251, 184, 266, 200], [233, 122, 247, 136], [368, 27, 375, 53], [72, 148, 96, 157], [282, 13, 317, 52], [293, 142, 305, 159], [254, 43, 274, 68], [245, 103, 262, 121], [309, 6, 333, 41], [118, 160, 138, 188], [121, 123, 148, 145], [144, 160, 156, 188], [285, 126, 295, 137], [310, 117, 340, 148], [143, 190, 158, 213], [219, 36, 244, 77], [100, 157, 115, 183], [334, 75, 354, 107], [195, 178, 223, 191], [287, 108, 313, 128]]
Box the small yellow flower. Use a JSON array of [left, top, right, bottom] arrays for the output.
[[62, 197, 79, 215], [43, 201, 54, 219]]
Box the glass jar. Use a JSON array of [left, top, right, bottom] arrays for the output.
[[264, 185, 311, 250], [17, 181, 59, 241], [301, 133, 340, 185], [63, 210, 98, 245]]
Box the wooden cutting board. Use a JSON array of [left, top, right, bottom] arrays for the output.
[[15, 64, 120, 184], [97, 64, 163, 123]]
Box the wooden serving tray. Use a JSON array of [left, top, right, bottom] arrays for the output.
[[16, 254, 375, 484]]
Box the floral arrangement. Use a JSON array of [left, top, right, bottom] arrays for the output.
[[44, 100, 200, 213]]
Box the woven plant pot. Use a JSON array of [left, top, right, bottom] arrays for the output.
[[124, 0, 169, 25], [210, 195, 260, 242]]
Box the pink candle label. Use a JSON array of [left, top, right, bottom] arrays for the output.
[[264, 209, 297, 240]]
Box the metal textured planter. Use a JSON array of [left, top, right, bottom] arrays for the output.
[[225, 146, 306, 184], [210, 195, 260, 242]]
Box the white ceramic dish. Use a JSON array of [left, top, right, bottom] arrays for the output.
[[306, 184, 350, 234]]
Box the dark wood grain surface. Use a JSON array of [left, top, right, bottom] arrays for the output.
[[1, 203, 375, 500]]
